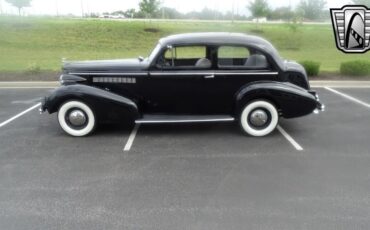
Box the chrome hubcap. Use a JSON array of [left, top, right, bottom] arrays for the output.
[[249, 109, 268, 127], [68, 110, 87, 126]]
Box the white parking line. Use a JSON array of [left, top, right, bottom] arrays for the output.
[[0, 103, 41, 128], [277, 125, 304, 151], [123, 124, 140, 152], [0, 87, 56, 89], [325, 87, 370, 109]]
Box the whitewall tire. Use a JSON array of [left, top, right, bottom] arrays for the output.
[[240, 100, 278, 137], [58, 101, 96, 137]]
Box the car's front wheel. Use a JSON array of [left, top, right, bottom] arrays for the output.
[[240, 100, 278, 137], [58, 100, 96, 137]]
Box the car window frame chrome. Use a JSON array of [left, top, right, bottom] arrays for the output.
[[149, 71, 279, 76], [149, 42, 282, 73]]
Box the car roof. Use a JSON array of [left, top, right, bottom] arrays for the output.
[[159, 32, 274, 49], [157, 32, 284, 70]]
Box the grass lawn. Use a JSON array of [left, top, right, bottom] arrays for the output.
[[0, 16, 369, 74]]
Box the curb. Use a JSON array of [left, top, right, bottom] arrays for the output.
[[0, 82, 59, 88], [310, 81, 370, 88]]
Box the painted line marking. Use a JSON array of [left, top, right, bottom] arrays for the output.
[[123, 124, 140, 152], [325, 87, 370, 108], [0, 87, 56, 89], [0, 103, 41, 128], [277, 125, 303, 151], [312, 86, 370, 88]]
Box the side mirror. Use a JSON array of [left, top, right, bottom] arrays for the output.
[[138, 56, 144, 62]]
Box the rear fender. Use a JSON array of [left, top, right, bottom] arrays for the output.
[[42, 85, 139, 122], [235, 81, 317, 118]]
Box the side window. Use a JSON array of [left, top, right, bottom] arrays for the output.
[[218, 46, 250, 67], [161, 45, 211, 69], [218, 46, 269, 69]]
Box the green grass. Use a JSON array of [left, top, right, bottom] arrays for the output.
[[0, 16, 369, 73]]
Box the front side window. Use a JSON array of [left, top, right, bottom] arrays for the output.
[[218, 46, 270, 69], [158, 45, 211, 69], [165, 46, 206, 59]]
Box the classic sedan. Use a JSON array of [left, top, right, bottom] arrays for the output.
[[40, 32, 324, 137]]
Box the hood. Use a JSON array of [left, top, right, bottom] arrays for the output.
[[63, 58, 150, 73]]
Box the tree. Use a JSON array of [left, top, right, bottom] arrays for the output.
[[352, 0, 370, 7], [159, 7, 183, 19], [297, 0, 326, 21], [248, 0, 270, 22], [139, 0, 160, 19], [123, 8, 137, 18], [268, 6, 294, 21], [5, 0, 32, 16]]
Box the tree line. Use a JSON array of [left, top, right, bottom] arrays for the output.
[[104, 0, 370, 21], [3, 0, 370, 21]]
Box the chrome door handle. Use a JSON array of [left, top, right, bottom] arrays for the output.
[[204, 74, 214, 79]]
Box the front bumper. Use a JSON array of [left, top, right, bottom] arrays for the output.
[[39, 97, 47, 114]]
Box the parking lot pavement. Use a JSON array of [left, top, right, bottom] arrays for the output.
[[280, 88, 370, 153], [331, 88, 370, 105], [1, 87, 370, 229], [0, 89, 51, 121]]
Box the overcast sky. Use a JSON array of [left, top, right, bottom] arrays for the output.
[[0, 0, 351, 16]]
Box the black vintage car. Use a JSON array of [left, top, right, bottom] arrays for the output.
[[40, 32, 324, 137]]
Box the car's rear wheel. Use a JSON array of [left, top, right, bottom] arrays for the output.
[[58, 100, 96, 137], [240, 100, 278, 137]]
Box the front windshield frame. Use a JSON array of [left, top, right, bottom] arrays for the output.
[[148, 43, 162, 63]]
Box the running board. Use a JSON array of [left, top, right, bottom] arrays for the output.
[[135, 115, 235, 124]]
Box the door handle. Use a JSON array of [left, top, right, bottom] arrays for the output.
[[204, 74, 214, 79]]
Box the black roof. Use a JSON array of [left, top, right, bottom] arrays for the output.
[[159, 32, 273, 49], [158, 32, 284, 69]]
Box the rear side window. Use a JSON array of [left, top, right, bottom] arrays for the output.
[[218, 46, 250, 67], [218, 46, 270, 69], [219, 46, 250, 59]]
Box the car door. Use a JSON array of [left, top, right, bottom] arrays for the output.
[[141, 45, 213, 115], [201, 45, 278, 115]]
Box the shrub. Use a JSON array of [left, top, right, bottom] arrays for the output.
[[300, 61, 321, 76], [340, 60, 370, 76]]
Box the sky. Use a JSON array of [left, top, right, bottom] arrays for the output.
[[0, 0, 351, 16]]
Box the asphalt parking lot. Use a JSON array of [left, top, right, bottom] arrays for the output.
[[1, 86, 370, 230]]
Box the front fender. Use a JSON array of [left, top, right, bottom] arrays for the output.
[[42, 84, 139, 122], [235, 81, 318, 118]]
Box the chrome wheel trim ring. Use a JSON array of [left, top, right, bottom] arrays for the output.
[[68, 110, 87, 127], [58, 101, 96, 137], [240, 100, 278, 137], [249, 109, 269, 127]]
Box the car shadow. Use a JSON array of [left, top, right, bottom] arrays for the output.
[[94, 122, 135, 136], [95, 121, 285, 138], [135, 122, 254, 137]]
